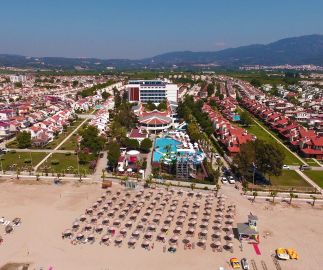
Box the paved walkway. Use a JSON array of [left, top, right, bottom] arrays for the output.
[[295, 169, 322, 194], [34, 118, 88, 171], [6, 149, 74, 154]]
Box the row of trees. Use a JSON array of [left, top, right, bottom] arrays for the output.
[[233, 140, 285, 183], [77, 80, 115, 98], [144, 101, 167, 111]]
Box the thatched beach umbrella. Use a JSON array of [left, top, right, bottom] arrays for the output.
[[144, 232, 153, 239], [113, 220, 121, 226], [161, 225, 169, 232], [157, 233, 166, 240], [102, 218, 109, 225], [79, 215, 87, 222], [84, 224, 92, 231], [130, 214, 137, 220], [200, 229, 208, 235], [101, 234, 109, 242], [76, 233, 84, 240], [170, 235, 178, 243], [142, 240, 150, 247], [128, 238, 136, 246], [63, 229, 72, 237], [72, 222, 80, 229], [132, 230, 140, 237], [125, 221, 133, 228]]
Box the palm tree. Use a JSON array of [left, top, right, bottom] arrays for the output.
[[289, 192, 297, 204], [270, 191, 278, 203], [252, 191, 258, 202], [310, 195, 317, 207], [215, 183, 221, 197], [190, 183, 196, 191], [165, 181, 171, 191], [242, 187, 248, 195], [101, 169, 106, 181]]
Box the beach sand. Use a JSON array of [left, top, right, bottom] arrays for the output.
[[0, 179, 322, 270]]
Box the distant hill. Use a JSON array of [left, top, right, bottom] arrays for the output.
[[1, 34, 323, 70]]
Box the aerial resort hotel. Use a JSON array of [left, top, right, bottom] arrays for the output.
[[152, 131, 207, 181]]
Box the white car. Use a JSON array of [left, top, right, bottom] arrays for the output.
[[228, 176, 235, 184], [282, 165, 290, 170], [215, 153, 220, 159], [221, 177, 228, 184]]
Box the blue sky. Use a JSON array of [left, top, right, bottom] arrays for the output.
[[0, 0, 322, 59]]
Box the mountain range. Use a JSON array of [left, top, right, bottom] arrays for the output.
[[1, 34, 323, 70]]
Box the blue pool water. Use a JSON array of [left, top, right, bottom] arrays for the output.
[[153, 138, 182, 162]]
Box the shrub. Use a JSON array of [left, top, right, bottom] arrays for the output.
[[65, 152, 71, 156], [24, 159, 31, 164], [51, 159, 59, 165]]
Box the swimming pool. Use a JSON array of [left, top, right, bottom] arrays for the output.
[[153, 138, 182, 162]]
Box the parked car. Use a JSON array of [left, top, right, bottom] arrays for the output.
[[215, 153, 220, 159], [228, 176, 235, 184], [241, 258, 249, 270], [221, 177, 228, 184], [282, 165, 289, 170], [0, 148, 9, 154], [276, 248, 290, 260], [299, 164, 311, 171], [230, 257, 241, 269], [99, 152, 104, 158]]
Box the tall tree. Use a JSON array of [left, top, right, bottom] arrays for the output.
[[16, 131, 32, 149], [240, 111, 252, 127], [107, 142, 120, 171]]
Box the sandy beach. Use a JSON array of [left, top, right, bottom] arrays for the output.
[[0, 179, 322, 270]]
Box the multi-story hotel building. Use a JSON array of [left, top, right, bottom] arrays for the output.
[[126, 79, 178, 103]]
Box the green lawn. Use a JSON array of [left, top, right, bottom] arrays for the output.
[[37, 153, 94, 175], [305, 159, 321, 167], [238, 108, 303, 165], [59, 124, 88, 150], [303, 171, 323, 188], [0, 151, 47, 171], [270, 170, 310, 187], [45, 119, 84, 149]]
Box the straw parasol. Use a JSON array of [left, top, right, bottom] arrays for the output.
[[125, 221, 133, 228], [79, 215, 87, 222], [136, 223, 144, 230], [170, 235, 179, 243], [95, 225, 104, 233], [157, 233, 166, 240], [174, 226, 182, 233], [120, 228, 127, 235], [115, 236, 123, 243], [102, 218, 109, 225], [113, 220, 121, 226], [161, 225, 169, 232], [128, 238, 136, 245], [144, 232, 153, 239], [148, 224, 156, 231], [63, 229, 72, 237], [226, 218, 234, 224], [84, 224, 92, 230], [132, 230, 140, 237], [101, 234, 109, 242], [76, 233, 84, 240], [142, 240, 150, 247], [72, 222, 80, 229], [88, 234, 95, 240]]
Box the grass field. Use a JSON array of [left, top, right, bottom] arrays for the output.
[[270, 170, 310, 187], [305, 159, 321, 167], [238, 108, 303, 165], [303, 171, 323, 188], [45, 119, 84, 149], [0, 152, 47, 171], [37, 153, 93, 175]]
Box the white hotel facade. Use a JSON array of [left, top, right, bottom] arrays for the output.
[[126, 79, 178, 104]]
